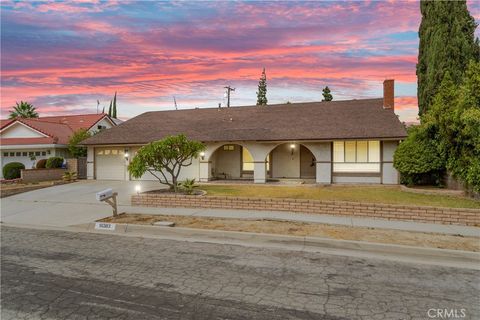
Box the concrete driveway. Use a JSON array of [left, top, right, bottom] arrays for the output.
[[1, 180, 163, 227]]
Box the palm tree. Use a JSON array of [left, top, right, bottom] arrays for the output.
[[9, 101, 39, 119]]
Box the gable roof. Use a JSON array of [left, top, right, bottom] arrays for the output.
[[1, 113, 113, 146], [82, 99, 407, 146]]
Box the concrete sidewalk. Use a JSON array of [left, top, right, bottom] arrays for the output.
[[119, 205, 480, 237]]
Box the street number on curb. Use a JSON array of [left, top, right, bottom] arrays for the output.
[[95, 222, 116, 231]]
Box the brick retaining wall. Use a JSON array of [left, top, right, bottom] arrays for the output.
[[21, 168, 65, 183], [131, 193, 480, 226]]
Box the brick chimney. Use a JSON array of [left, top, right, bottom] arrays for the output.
[[383, 79, 394, 111]]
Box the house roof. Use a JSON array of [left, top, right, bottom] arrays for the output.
[[1, 113, 113, 146], [82, 99, 407, 146]]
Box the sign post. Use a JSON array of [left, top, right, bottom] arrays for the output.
[[96, 188, 119, 217]]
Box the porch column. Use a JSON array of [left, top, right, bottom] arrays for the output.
[[199, 161, 211, 182], [253, 161, 267, 183], [381, 141, 400, 184], [87, 146, 94, 179], [314, 143, 332, 184]]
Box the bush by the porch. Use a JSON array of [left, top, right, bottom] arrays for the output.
[[46, 157, 64, 169], [128, 134, 205, 192], [3, 162, 25, 180]]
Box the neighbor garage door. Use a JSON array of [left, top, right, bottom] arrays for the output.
[[95, 148, 125, 180]]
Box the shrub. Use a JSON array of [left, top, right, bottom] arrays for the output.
[[3, 162, 25, 180], [36, 159, 47, 169], [46, 157, 64, 168], [62, 171, 77, 182], [180, 178, 199, 195], [393, 125, 445, 186]]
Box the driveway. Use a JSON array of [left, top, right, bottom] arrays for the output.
[[1, 180, 163, 227]]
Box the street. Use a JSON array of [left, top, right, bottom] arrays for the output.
[[1, 226, 479, 320]]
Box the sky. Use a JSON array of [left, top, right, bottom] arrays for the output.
[[1, 1, 479, 123]]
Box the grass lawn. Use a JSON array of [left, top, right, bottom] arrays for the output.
[[200, 185, 480, 209]]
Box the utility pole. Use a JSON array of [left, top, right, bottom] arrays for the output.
[[224, 86, 235, 108]]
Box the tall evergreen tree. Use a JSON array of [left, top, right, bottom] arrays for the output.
[[108, 100, 112, 117], [256, 68, 267, 106], [416, 0, 479, 116], [322, 86, 333, 101], [112, 91, 117, 119]]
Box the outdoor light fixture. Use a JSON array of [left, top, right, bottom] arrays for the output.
[[135, 185, 141, 195], [200, 151, 205, 160], [290, 144, 296, 155], [124, 149, 129, 161]]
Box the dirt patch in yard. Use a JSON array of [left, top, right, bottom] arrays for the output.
[[99, 214, 480, 252]]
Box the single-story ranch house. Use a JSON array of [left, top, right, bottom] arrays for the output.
[[82, 80, 407, 184], [0, 113, 115, 178]]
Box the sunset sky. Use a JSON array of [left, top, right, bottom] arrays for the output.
[[1, 1, 479, 122]]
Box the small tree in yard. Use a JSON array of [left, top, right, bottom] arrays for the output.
[[68, 129, 92, 158], [128, 134, 205, 192]]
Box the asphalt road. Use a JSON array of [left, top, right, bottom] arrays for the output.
[[1, 226, 479, 320]]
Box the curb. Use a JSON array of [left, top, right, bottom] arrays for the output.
[[4, 222, 479, 270]]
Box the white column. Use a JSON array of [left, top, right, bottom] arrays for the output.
[[304, 142, 332, 184], [382, 141, 400, 184], [199, 161, 211, 182], [253, 161, 267, 183], [124, 147, 130, 181], [87, 146, 94, 179]]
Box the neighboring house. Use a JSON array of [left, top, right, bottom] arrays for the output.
[[0, 113, 115, 178], [82, 80, 407, 184]]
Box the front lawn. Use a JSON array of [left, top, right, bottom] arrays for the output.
[[200, 185, 480, 209]]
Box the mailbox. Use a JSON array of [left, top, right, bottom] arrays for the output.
[[96, 188, 113, 201]]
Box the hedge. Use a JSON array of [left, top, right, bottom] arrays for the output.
[[46, 157, 64, 169], [3, 162, 25, 180]]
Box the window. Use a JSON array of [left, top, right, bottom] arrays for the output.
[[3, 152, 8, 157], [22, 152, 27, 156], [29, 152, 33, 156], [41, 151, 46, 156], [16, 152, 21, 156], [97, 125, 106, 130], [223, 145, 235, 151], [9, 152, 14, 157], [333, 140, 381, 173], [35, 151, 40, 156]]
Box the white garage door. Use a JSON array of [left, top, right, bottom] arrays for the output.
[[95, 148, 125, 180]]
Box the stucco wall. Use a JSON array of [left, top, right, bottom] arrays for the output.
[[1, 122, 45, 138], [271, 144, 300, 178], [300, 145, 316, 178], [213, 145, 241, 178]]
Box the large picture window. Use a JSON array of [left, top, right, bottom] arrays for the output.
[[333, 141, 380, 173]]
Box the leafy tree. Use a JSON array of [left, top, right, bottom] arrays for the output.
[[427, 62, 480, 193], [128, 134, 205, 192], [416, 0, 479, 115], [68, 129, 92, 158], [9, 101, 39, 119], [322, 86, 333, 101], [256, 68, 267, 106], [393, 124, 445, 186], [112, 91, 117, 118]]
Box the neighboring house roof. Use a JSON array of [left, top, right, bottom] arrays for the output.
[[82, 99, 407, 146], [1, 113, 114, 146]]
